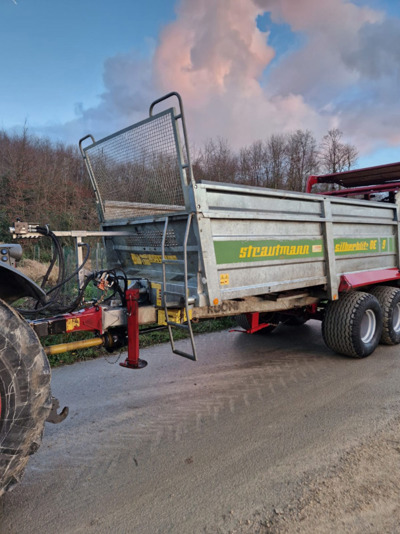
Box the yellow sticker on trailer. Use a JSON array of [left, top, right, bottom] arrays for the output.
[[131, 253, 177, 265], [220, 273, 230, 286], [157, 309, 193, 325], [66, 318, 80, 331], [151, 282, 162, 307]]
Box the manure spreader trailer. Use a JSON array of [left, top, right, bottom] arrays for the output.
[[1, 92, 400, 496]]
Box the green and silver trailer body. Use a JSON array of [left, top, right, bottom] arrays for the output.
[[92, 183, 399, 308], [80, 93, 400, 312]]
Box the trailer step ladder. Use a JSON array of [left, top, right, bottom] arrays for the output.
[[161, 214, 197, 361]]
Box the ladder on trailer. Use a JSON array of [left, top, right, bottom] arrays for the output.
[[161, 213, 197, 361]]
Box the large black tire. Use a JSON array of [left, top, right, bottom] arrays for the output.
[[369, 286, 400, 345], [0, 299, 51, 497], [322, 292, 382, 358], [235, 314, 277, 334]]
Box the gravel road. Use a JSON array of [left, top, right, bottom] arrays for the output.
[[2, 320, 400, 533]]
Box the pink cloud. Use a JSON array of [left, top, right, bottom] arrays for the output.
[[154, 0, 275, 104], [53, 0, 400, 161]]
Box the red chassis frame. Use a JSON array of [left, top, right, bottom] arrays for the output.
[[32, 289, 146, 370], [35, 268, 400, 360]]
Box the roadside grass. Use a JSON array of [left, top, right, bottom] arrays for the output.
[[43, 316, 235, 367]]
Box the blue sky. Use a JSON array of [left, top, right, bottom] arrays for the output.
[[0, 0, 174, 125], [1, 0, 400, 168]]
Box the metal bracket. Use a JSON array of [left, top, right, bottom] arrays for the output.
[[46, 397, 69, 424]]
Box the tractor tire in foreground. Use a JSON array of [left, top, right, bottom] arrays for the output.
[[368, 286, 400, 345], [0, 299, 51, 498], [322, 291, 382, 358]]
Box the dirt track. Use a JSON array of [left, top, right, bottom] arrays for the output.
[[2, 321, 400, 533], [266, 415, 400, 533]]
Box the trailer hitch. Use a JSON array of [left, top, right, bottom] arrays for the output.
[[46, 396, 69, 424]]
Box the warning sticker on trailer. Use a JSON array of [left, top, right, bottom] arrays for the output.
[[131, 253, 177, 265], [66, 318, 80, 331], [151, 283, 162, 307], [220, 273, 229, 286]]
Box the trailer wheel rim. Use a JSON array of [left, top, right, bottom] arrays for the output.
[[393, 303, 400, 333], [360, 309, 376, 343]]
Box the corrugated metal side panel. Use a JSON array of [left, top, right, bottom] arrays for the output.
[[99, 182, 399, 307], [331, 198, 397, 276], [195, 183, 398, 304]]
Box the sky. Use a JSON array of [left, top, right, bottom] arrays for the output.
[[1, 0, 400, 168]]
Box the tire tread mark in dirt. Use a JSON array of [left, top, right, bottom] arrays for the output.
[[42, 350, 338, 491]]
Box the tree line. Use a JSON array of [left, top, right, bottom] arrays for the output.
[[0, 128, 97, 242], [0, 126, 357, 242], [192, 128, 358, 192]]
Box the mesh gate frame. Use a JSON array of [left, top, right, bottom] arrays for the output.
[[79, 99, 195, 223]]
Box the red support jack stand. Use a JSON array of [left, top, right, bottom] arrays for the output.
[[120, 289, 148, 369]]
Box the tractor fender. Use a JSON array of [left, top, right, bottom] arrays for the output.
[[0, 263, 46, 304]]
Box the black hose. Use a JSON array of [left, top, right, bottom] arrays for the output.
[[35, 226, 65, 301], [18, 227, 90, 317], [18, 224, 128, 317], [46, 243, 90, 295]]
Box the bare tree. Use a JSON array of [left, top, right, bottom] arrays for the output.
[[196, 137, 237, 183], [189, 142, 202, 182], [285, 130, 319, 191], [265, 134, 287, 190], [319, 128, 358, 174], [237, 141, 267, 187]]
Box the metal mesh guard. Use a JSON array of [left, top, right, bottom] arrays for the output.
[[84, 110, 185, 219]]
